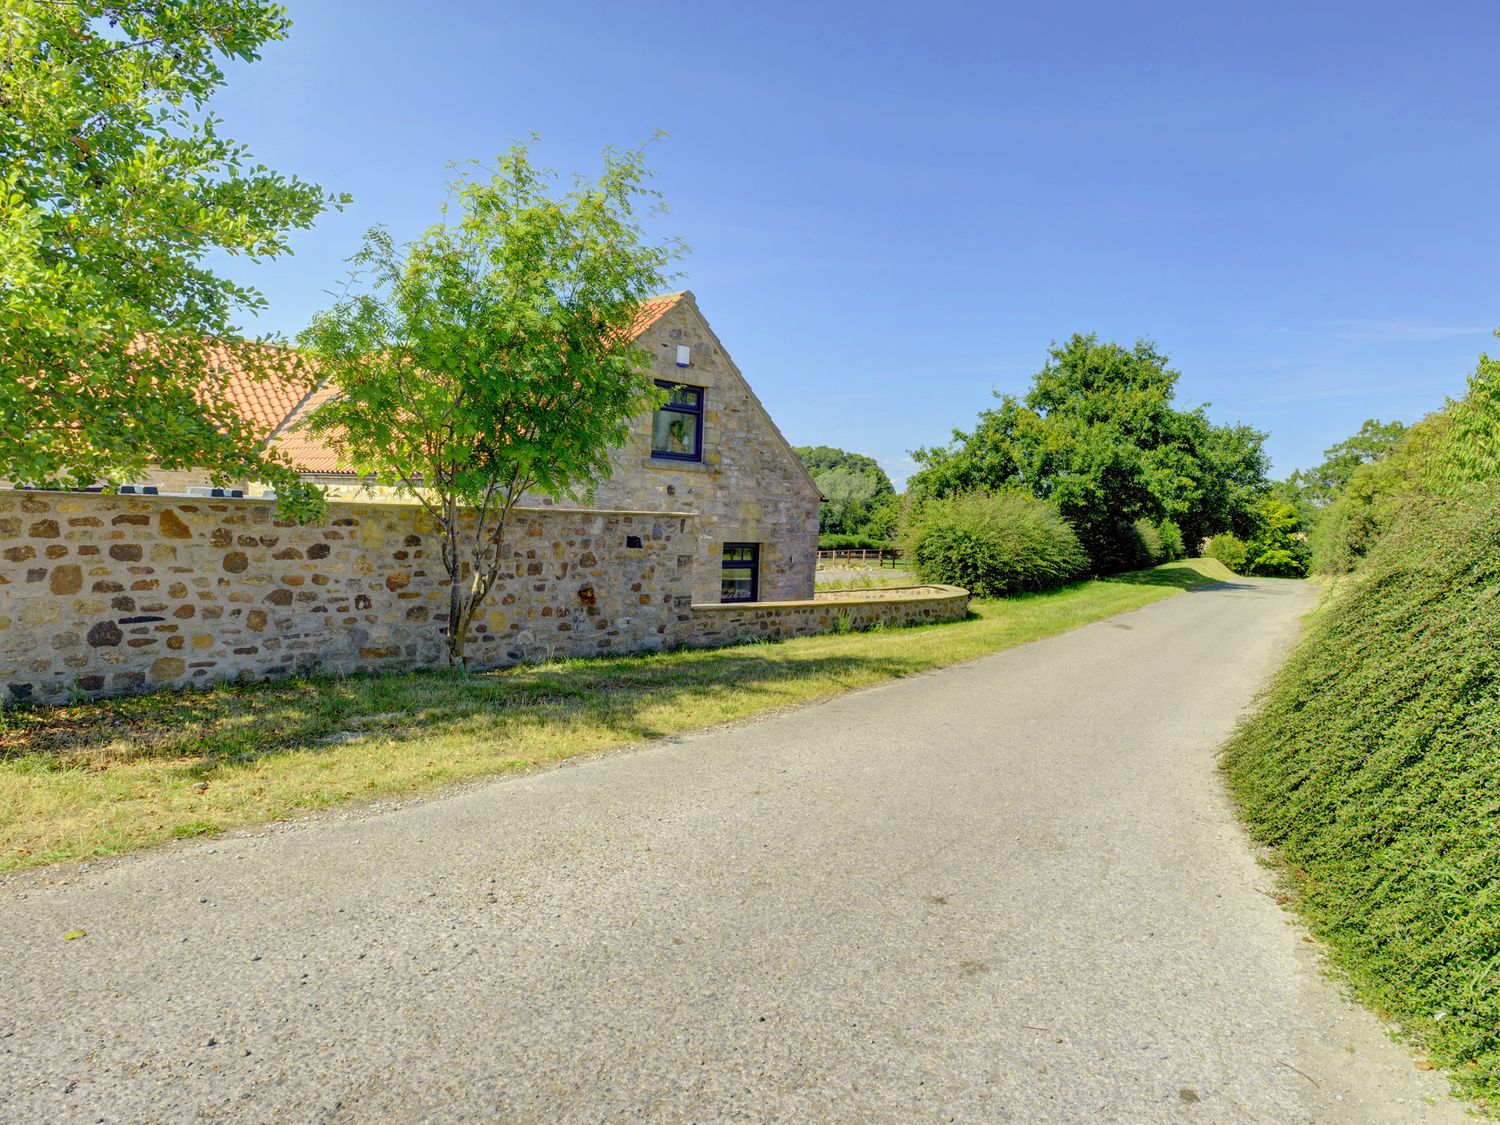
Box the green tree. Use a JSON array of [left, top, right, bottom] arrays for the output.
[[1, 0, 345, 514], [910, 334, 1270, 572], [793, 445, 897, 538], [298, 143, 683, 668], [1242, 495, 1309, 577], [1288, 418, 1409, 507]]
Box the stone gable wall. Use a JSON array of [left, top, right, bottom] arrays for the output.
[[520, 296, 821, 604], [0, 491, 694, 704]]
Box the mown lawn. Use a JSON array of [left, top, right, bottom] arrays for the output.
[[0, 558, 1231, 874]]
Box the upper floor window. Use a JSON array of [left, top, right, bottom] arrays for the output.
[[651, 380, 703, 461]]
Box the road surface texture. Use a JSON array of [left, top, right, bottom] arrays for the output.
[[0, 577, 1466, 1123]]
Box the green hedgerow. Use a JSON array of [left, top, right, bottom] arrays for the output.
[[1224, 487, 1500, 1106]]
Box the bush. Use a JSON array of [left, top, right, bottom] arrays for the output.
[[1204, 532, 1248, 572], [1312, 349, 1499, 574], [1223, 488, 1500, 1103], [1223, 354, 1500, 1106], [1070, 516, 1156, 575], [901, 491, 1088, 597], [1132, 519, 1164, 564], [1156, 519, 1186, 561]]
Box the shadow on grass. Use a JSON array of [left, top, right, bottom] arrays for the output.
[[0, 647, 927, 774]]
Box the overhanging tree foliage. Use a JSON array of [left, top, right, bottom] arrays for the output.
[[299, 143, 683, 668], [909, 334, 1271, 571], [0, 0, 343, 515]]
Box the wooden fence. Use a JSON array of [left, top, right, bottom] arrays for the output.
[[815, 548, 904, 568]]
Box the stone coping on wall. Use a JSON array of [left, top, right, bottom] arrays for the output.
[[0, 487, 695, 521], [690, 584, 969, 612], [811, 585, 964, 604]]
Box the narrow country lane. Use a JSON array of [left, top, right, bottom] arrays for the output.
[[0, 578, 1464, 1123]]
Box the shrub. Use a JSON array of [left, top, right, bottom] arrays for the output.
[[901, 491, 1088, 598], [1071, 516, 1157, 575], [1223, 488, 1500, 1103], [1224, 352, 1500, 1106], [1132, 519, 1164, 564], [1156, 519, 1186, 561], [1204, 532, 1248, 572], [1312, 349, 1499, 574]]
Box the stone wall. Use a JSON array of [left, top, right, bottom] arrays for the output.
[[1, 490, 967, 706], [0, 491, 695, 704], [684, 586, 971, 648]]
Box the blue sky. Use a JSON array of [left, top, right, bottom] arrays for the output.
[[214, 0, 1500, 487]]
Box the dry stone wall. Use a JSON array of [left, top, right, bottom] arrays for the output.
[[1, 491, 966, 705], [0, 491, 694, 704], [683, 586, 970, 648]]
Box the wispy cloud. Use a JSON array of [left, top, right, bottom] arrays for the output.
[[1319, 320, 1495, 343], [1222, 373, 1462, 409]]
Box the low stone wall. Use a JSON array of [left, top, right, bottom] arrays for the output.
[[1, 490, 969, 705], [0, 491, 694, 704], [684, 585, 970, 647]]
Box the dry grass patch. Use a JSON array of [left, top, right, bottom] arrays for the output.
[[1, 559, 1229, 873]]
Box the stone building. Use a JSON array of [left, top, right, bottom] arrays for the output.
[[261, 290, 821, 605], [0, 295, 979, 705]]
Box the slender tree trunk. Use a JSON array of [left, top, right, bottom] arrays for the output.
[[443, 500, 467, 670], [441, 502, 508, 673]]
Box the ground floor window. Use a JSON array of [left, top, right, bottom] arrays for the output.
[[720, 542, 759, 603]]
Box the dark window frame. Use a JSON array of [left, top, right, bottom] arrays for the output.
[[650, 380, 704, 462], [720, 542, 759, 603]]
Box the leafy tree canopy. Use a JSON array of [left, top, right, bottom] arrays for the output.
[[299, 141, 683, 667], [794, 445, 898, 539], [794, 445, 895, 490], [1287, 418, 1409, 507], [0, 0, 344, 515], [909, 334, 1270, 571]]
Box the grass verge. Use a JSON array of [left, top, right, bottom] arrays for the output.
[[1, 558, 1229, 874]]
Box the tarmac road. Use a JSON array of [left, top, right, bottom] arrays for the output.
[[0, 576, 1467, 1122]]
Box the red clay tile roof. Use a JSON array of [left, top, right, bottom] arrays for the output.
[[626, 291, 687, 339], [207, 342, 319, 441], [267, 382, 346, 474], [228, 292, 689, 477]]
